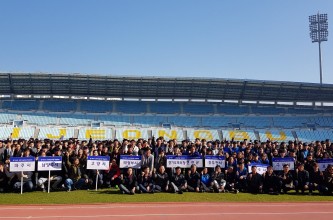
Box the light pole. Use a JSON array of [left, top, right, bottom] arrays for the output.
[[309, 13, 328, 85]]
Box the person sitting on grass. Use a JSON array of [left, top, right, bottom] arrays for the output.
[[211, 165, 227, 193], [170, 166, 187, 194], [153, 165, 169, 192], [65, 154, 91, 192], [278, 164, 294, 194], [322, 165, 333, 195], [247, 166, 263, 194], [263, 165, 279, 195], [236, 162, 248, 192], [200, 167, 211, 192], [104, 158, 121, 188], [138, 166, 155, 193], [119, 167, 137, 195], [225, 165, 238, 193], [294, 163, 310, 195], [186, 164, 201, 192], [309, 162, 324, 195]]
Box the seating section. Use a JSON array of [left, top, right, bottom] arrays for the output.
[[202, 117, 236, 128], [80, 101, 113, 113], [133, 116, 167, 126], [296, 130, 333, 142], [2, 100, 38, 111], [183, 103, 214, 114], [251, 106, 286, 115], [217, 104, 249, 114], [115, 101, 147, 114], [21, 113, 58, 125], [99, 115, 131, 126], [150, 102, 180, 114], [238, 117, 272, 129], [43, 101, 77, 112], [257, 130, 295, 142], [168, 116, 201, 127], [272, 117, 308, 129]]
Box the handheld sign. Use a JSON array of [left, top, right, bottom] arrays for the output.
[[248, 163, 269, 175], [205, 156, 225, 168], [87, 156, 110, 191], [119, 155, 141, 169], [37, 156, 62, 193], [10, 157, 35, 194], [317, 159, 333, 171], [38, 156, 62, 171], [10, 157, 35, 172], [166, 155, 203, 168], [272, 158, 295, 171], [87, 156, 110, 170]]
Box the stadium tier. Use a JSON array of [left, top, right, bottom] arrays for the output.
[[0, 73, 333, 142]]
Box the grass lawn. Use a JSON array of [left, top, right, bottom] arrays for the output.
[[0, 189, 333, 204]]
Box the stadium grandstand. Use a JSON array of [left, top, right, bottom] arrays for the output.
[[1, 72, 333, 142]]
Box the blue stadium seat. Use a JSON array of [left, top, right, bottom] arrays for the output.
[[251, 106, 286, 115], [296, 130, 333, 142], [168, 116, 201, 127], [202, 117, 236, 128], [2, 100, 38, 111], [43, 100, 77, 112], [150, 102, 180, 114], [99, 115, 131, 126], [133, 116, 167, 126], [115, 101, 147, 114], [183, 103, 214, 114], [22, 113, 58, 125], [272, 117, 308, 129], [80, 101, 113, 113], [238, 117, 272, 129], [217, 104, 249, 115]]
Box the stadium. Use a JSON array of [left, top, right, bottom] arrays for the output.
[[1, 74, 333, 218], [2, 72, 333, 142]]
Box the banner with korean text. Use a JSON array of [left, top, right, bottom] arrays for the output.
[[248, 163, 269, 175], [317, 159, 333, 172], [10, 157, 35, 172], [272, 158, 295, 171], [119, 155, 141, 169], [166, 155, 203, 168], [204, 156, 225, 168], [38, 157, 62, 171], [87, 156, 110, 170]]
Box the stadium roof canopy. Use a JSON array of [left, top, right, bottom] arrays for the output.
[[1, 72, 333, 102]]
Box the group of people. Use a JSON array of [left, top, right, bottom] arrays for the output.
[[0, 136, 332, 195]]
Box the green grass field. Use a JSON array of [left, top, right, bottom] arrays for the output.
[[0, 189, 332, 205]]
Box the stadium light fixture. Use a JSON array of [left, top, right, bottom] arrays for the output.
[[309, 13, 328, 85]]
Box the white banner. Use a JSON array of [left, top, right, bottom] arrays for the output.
[[87, 156, 110, 170], [248, 163, 269, 175], [317, 159, 333, 172], [151, 129, 184, 141], [10, 157, 35, 172], [205, 156, 225, 168], [272, 158, 295, 171], [37, 157, 62, 171], [78, 128, 113, 140], [116, 128, 148, 141], [38, 128, 75, 140], [119, 155, 141, 169], [166, 155, 203, 168], [187, 129, 219, 141]]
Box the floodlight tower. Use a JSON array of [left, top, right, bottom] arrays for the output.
[[309, 13, 328, 85]]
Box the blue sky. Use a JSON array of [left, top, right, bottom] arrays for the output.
[[0, 0, 332, 84]]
